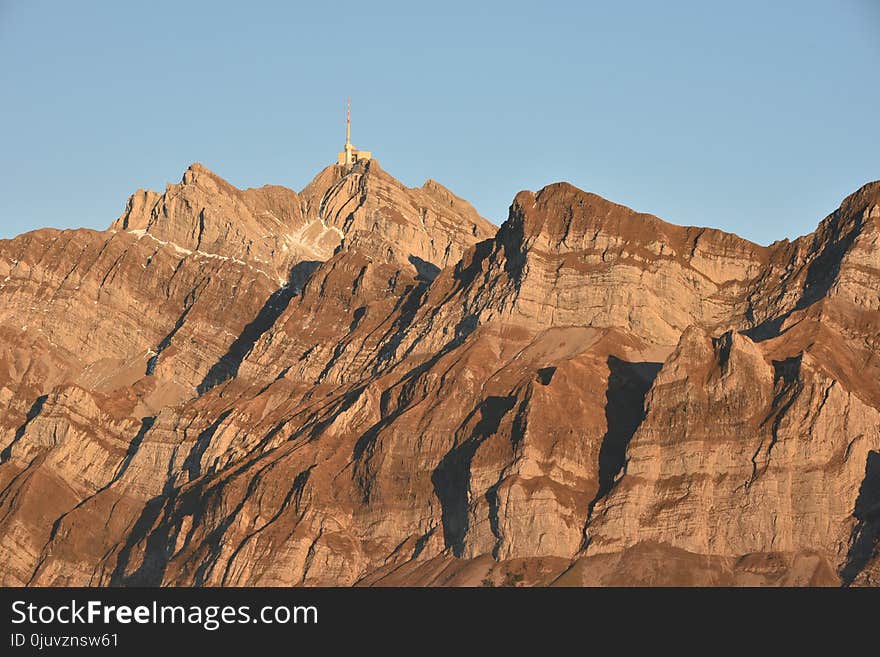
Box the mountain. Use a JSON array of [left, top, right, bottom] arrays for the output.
[[0, 161, 878, 586]]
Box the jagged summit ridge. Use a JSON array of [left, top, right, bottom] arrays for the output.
[[0, 166, 879, 587], [112, 160, 495, 282]]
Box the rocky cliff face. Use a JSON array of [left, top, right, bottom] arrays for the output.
[[1, 161, 878, 586]]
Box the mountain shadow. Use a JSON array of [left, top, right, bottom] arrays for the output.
[[841, 451, 880, 586], [198, 261, 320, 394], [586, 357, 662, 526], [432, 395, 517, 557]]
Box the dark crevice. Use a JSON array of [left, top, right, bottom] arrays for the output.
[[182, 410, 233, 481], [744, 211, 863, 342], [197, 286, 293, 393], [453, 238, 495, 286], [146, 305, 194, 376], [765, 357, 803, 460], [743, 312, 791, 343], [499, 216, 527, 281], [584, 357, 661, 542], [350, 265, 368, 296], [195, 208, 206, 252], [408, 255, 440, 282], [113, 416, 155, 485], [746, 355, 803, 488], [349, 306, 367, 332], [536, 366, 556, 385], [841, 451, 880, 586], [310, 386, 369, 449], [412, 528, 435, 559], [486, 482, 503, 559], [712, 332, 733, 371], [197, 260, 320, 394], [796, 213, 863, 310], [1, 394, 48, 463], [109, 493, 172, 586], [432, 395, 516, 557]]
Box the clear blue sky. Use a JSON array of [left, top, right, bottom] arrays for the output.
[[1, 0, 878, 244]]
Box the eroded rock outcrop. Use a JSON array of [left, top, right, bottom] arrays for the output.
[[1, 162, 878, 587]]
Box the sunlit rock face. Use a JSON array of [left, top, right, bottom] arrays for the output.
[[1, 162, 878, 587]]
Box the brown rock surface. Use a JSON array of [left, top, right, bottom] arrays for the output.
[[1, 161, 878, 586]]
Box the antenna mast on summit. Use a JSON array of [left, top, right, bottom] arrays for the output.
[[346, 97, 351, 148], [337, 98, 371, 169]]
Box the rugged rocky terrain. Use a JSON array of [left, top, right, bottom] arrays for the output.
[[1, 159, 878, 586]]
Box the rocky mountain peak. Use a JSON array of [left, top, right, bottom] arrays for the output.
[[110, 160, 494, 284], [2, 165, 879, 587], [297, 157, 495, 274], [180, 161, 228, 188], [838, 179, 880, 220]]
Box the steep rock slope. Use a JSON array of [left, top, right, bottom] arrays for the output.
[[0, 161, 493, 586], [0, 162, 878, 587]]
